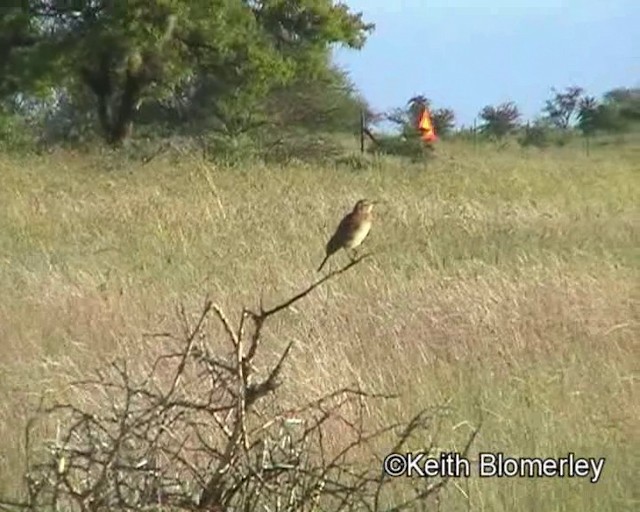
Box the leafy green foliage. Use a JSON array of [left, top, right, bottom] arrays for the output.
[[142, 58, 371, 136], [479, 102, 521, 139], [406, 95, 429, 129], [375, 95, 453, 159], [518, 120, 551, 148], [431, 108, 455, 138], [387, 95, 455, 138], [0, 5, 60, 98], [0, 108, 35, 151], [578, 94, 632, 136], [603, 88, 640, 121], [2, 0, 373, 146], [543, 86, 584, 129], [263, 63, 371, 134], [577, 96, 600, 136], [367, 131, 434, 162]]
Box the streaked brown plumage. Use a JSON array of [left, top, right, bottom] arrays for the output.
[[317, 199, 376, 272]]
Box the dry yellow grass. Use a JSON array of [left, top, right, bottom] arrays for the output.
[[0, 141, 638, 510]]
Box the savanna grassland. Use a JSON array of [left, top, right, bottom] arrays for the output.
[[0, 140, 638, 510]]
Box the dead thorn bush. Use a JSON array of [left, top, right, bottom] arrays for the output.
[[1, 255, 480, 511]]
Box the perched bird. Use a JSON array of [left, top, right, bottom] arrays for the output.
[[317, 199, 377, 272]]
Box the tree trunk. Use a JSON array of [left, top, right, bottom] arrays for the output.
[[107, 71, 143, 147], [83, 52, 145, 147]]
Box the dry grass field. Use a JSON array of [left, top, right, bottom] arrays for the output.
[[0, 140, 638, 510]]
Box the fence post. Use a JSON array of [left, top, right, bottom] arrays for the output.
[[360, 110, 365, 154], [585, 134, 590, 156], [473, 118, 478, 150]]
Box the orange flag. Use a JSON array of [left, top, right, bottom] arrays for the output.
[[417, 106, 438, 142]]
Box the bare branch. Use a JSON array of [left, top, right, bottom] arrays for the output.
[[4, 251, 479, 512]]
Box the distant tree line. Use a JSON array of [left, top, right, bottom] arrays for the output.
[[0, 2, 638, 160], [476, 85, 640, 147], [364, 83, 639, 160], [381, 85, 639, 144]]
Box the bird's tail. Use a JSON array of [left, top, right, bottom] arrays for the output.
[[317, 254, 330, 272]]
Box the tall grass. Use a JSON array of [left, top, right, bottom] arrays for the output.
[[0, 141, 638, 510]]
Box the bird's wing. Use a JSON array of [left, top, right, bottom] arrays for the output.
[[326, 212, 355, 252], [337, 211, 356, 234]]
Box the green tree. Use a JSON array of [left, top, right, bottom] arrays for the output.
[[127, 57, 370, 151], [385, 95, 428, 137], [518, 119, 551, 148], [577, 96, 600, 136], [542, 86, 584, 129], [244, 62, 371, 134], [479, 101, 521, 139], [386, 96, 455, 138], [0, 8, 42, 98], [1, 0, 373, 147], [577, 94, 630, 136], [603, 87, 640, 124], [431, 108, 455, 138], [406, 95, 429, 126]]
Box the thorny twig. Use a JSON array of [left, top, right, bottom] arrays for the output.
[[0, 255, 481, 512]]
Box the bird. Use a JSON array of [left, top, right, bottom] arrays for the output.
[[317, 199, 377, 272]]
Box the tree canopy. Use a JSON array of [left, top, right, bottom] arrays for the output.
[[479, 101, 521, 139], [1, 0, 373, 145], [542, 86, 584, 130]]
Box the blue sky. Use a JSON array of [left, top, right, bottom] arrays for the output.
[[332, 0, 639, 128]]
